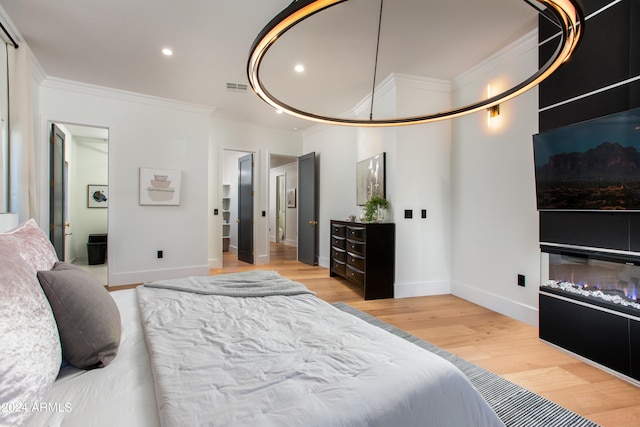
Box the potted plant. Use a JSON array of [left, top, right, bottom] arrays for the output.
[[364, 194, 389, 222]]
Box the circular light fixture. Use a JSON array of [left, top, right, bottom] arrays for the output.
[[162, 48, 173, 56], [294, 64, 305, 73], [247, 0, 584, 127]]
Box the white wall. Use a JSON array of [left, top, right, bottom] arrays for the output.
[[303, 74, 452, 298], [39, 78, 212, 286], [393, 77, 452, 297], [450, 30, 541, 326]]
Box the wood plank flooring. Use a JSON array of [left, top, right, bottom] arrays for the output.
[[214, 243, 640, 427]]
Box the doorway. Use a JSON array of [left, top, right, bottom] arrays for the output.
[[222, 149, 255, 266], [50, 123, 109, 285], [269, 154, 298, 261]]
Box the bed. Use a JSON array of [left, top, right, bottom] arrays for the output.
[[1, 219, 504, 427]]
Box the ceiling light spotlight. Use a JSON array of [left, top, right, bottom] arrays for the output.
[[161, 48, 173, 56], [248, 0, 584, 127], [294, 64, 305, 73]]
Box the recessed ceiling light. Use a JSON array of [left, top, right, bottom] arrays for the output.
[[294, 64, 304, 73], [162, 48, 173, 56]]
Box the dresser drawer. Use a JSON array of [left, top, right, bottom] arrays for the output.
[[346, 239, 365, 256], [332, 223, 346, 238], [332, 247, 346, 262], [331, 258, 346, 276], [347, 252, 365, 271], [346, 226, 365, 242], [346, 264, 364, 286], [331, 236, 346, 250], [329, 220, 395, 300]]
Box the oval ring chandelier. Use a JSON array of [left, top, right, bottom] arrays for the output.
[[248, 0, 584, 127]]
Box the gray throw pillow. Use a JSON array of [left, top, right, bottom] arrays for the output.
[[37, 262, 121, 369]]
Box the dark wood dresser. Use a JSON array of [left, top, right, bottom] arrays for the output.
[[329, 220, 395, 300]]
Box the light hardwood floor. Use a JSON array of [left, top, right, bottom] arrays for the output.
[[214, 243, 640, 427]]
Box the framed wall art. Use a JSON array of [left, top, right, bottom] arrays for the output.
[[139, 168, 182, 206], [88, 185, 108, 208], [356, 152, 385, 205], [287, 188, 296, 208]]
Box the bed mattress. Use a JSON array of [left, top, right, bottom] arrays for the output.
[[27, 276, 503, 427]]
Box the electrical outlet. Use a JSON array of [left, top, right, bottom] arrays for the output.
[[157, 250, 163, 259], [404, 209, 413, 219], [517, 274, 525, 287]]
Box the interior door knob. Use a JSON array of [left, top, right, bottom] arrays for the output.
[[308, 220, 318, 225], [236, 219, 240, 223]]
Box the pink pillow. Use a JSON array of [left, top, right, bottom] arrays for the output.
[[0, 226, 62, 426], [0, 218, 59, 273]]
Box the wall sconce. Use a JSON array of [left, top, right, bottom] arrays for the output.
[[487, 85, 500, 128], [487, 104, 500, 127]]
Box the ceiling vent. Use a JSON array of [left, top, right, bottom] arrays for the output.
[[226, 82, 248, 92]]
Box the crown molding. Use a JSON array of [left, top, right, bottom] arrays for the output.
[[453, 29, 538, 91], [352, 73, 451, 118], [303, 73, 451, 136], [30, 54, 46, 85], [41, 77, 215, 115]]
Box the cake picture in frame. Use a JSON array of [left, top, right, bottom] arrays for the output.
[[139, 168, 181, 206]]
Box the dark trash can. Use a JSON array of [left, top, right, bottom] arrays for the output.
[[87, 233, 107, 265]]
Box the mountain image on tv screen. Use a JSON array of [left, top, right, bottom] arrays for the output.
[[533, 107, 640, 210]]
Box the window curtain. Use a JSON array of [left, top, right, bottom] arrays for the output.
[[7, 42, 36, 223], [0, 43, 6, 212]]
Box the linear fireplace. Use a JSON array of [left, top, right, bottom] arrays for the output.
[[541, 246, 640, 316], [539, 245, 640, 383]]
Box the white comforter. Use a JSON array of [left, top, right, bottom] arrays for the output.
[[137, 276, 504, 427]]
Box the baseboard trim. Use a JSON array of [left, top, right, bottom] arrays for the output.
[[109, 265, 209, 287], [208, 258, 222, 269], [394, 280, 451, 298], [451, 280, 539, 327]]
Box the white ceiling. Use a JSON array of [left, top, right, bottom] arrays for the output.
[[0, 0, 538, 131]]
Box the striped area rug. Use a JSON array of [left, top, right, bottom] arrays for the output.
[[333, 302, 600, 427]]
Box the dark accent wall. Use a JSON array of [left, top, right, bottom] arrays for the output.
[[538, 0, 640, 247], [538, 1, 640, 382]]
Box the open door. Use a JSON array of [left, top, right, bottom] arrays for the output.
[[50, 124, 65, 260], [237, 153, 254, 264], [297, 152, 318, 265]]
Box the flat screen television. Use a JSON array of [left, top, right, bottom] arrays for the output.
[[533, 107, 640, 211]]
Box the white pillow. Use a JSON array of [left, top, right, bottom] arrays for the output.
[[0, 220, 62, 426]]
